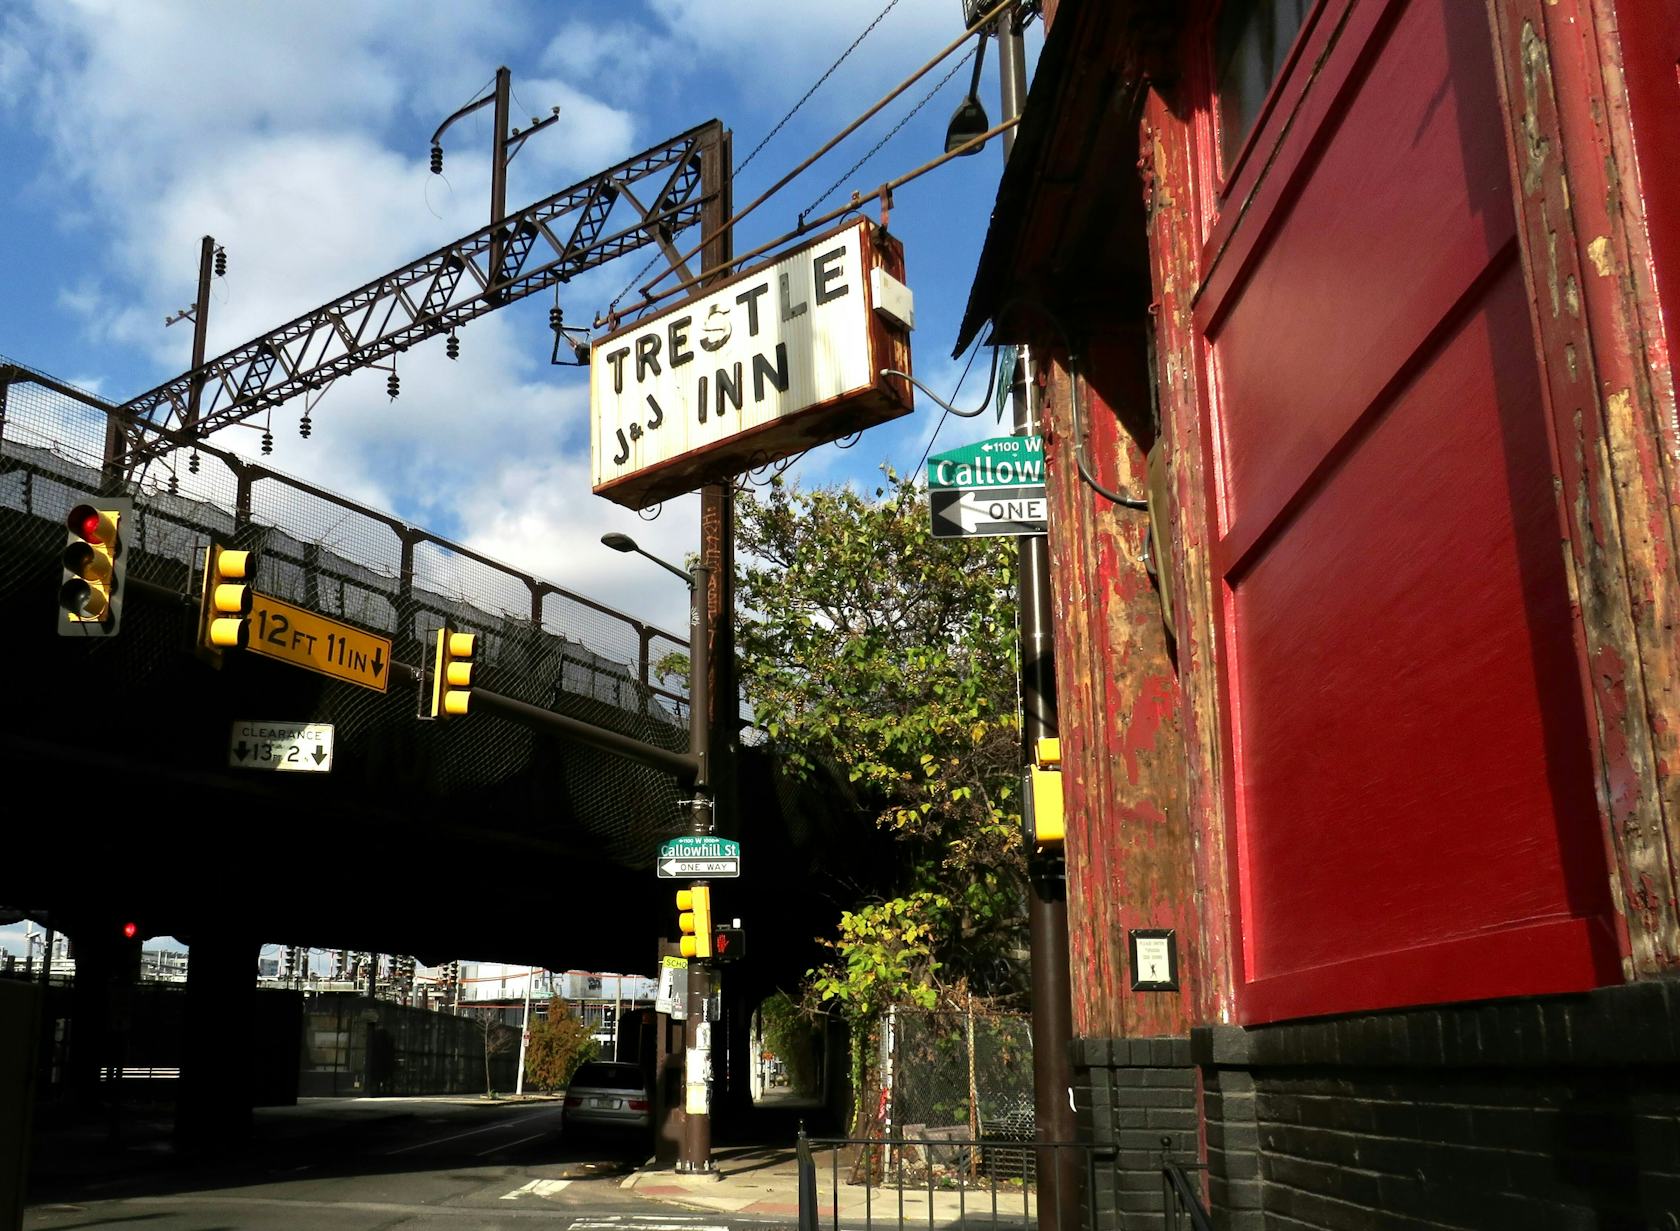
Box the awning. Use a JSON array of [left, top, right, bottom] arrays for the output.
[[954, 0, 1174, 356]]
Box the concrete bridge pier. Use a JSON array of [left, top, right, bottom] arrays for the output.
[[175, 929, 260, 1149]]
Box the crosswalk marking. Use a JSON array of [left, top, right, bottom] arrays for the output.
[[570, 1223, 729, 1230], [500, 1178, 572, 1200]]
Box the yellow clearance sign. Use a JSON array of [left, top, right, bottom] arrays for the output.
[[247, 593, 392, 694]]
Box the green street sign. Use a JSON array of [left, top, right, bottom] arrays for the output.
[[927, 434, 1044, 490], [657, 836, 741, 878], [927, 434, 1047, 538]]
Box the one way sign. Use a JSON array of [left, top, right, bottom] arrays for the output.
[[930, 486, 1048, 539]]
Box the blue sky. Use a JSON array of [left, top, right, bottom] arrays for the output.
[[0, 0, 1037, 638], [0, 1, 1039, 961]]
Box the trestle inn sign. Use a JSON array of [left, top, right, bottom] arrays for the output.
[[590, 218, 915, 509]]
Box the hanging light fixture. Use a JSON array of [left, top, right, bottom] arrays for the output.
[[945, 31, 991, 155]]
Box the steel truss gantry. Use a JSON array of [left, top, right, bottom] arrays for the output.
[[117, 119, 725, 470]]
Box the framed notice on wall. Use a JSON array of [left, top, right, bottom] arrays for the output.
[[1129, 929, 1179, 992]]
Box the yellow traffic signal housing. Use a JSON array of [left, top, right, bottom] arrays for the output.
[[198, 543, 255, 663], [430, 628, 476, 718], [676, 885, 712, 959], [58, 497, 131, 636], [1025, 737, 1065, 849]]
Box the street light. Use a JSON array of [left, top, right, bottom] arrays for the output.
[[944, 33, 991, 155], [598, 530, 716, 1175], [600, 532, 694, 587]]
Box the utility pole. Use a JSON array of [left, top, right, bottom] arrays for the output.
[[515, 966, 534, 1097], [123, 234, 222, 475], [993, 7, 1078, 1230], [680, 561, 715, 1173], [429, 66, 559, 305], [185, 235, 216, 431], [697, 120, 745, 1132]]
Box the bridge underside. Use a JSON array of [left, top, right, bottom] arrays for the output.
[[0, 365, 886, 982]]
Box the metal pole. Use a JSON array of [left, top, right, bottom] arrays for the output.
[[515, 967, 533, 1097], [680, 562, 715, 1173], [186, 235, 215, 432], [489, 66, 510, 296], [995, 11, 1078, 1231]]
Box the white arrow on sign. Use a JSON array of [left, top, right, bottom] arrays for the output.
[[933, 487, 1048, 536], [659, 858, 741, 878]]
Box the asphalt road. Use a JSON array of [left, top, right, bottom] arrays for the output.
[[23, 1097, 788, 1231]]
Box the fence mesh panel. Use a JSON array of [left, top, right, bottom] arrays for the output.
[[0, 357, 693, 864]]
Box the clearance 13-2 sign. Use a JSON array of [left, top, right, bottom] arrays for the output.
[[589, 218, 914, 510]]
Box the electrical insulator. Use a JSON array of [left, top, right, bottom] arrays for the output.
[[214, 247, 226, 277], [387, 371, 400, 400], [262, 429, 273, 455], [446, 333, 459, 360], [549, 306, 563, 332], [168, 472, 179, 495], [188, 450, 200, 475], [429, 144, 443, 174], [298, 414, 312, 439]]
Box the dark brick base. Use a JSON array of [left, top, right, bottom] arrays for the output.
[[1070, 1035, 1199, 1231], [1194, 982, 1680, 1230]]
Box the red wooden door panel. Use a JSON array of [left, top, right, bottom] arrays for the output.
[[1195, 0, 1619, 1022], [1616, 0, 1680, 414]]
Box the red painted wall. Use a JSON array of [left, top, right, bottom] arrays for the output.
[[1190, 0, 1619, 1021]]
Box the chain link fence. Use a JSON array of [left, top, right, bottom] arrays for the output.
[[301, 992, 518, 1096], [851, 1007, 1037, 1185], [0, 357, 693, 865]]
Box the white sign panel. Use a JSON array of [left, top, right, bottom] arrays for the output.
[[229, 720, 334, 772], [591, 219, 913, 509]]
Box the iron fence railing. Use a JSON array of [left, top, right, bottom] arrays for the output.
[[795, 1124, 1213, 1231], [1, 355, 704, 864], [0, 355, 692, 709], [796, 1124, 1102, 1231]]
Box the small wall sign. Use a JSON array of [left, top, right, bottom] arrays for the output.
[[1129, 928, 1179, 991]]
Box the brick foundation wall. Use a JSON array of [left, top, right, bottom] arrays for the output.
[[1070, 1035, 1200, 1231], [1195, 982, 1680, 1229]]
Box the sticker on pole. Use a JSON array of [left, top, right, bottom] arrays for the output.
[[229, 720, 334, 772]]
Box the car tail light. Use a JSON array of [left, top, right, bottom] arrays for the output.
[[628, 1099, 649, 1111], [565, 1095, 581, 1107]]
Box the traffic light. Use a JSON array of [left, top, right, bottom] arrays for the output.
[[429, 626, 476, 718], [712, 924, 745, 962], [1024, 736, 1065, 849], [57, 496, 131, 636], [117, 919, 143, 979], [677, 885, 712, 959], [198, 541, 255, 662]]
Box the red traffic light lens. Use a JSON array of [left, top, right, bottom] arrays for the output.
[[715, 933, 731, 954], [69, 504, 105, 544], [122, 922, 138, 939]]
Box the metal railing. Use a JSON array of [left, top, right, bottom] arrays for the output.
[[795, 1124, 1216, 1230], [1161, 1158, 1213, 1231], [796, 1123, 1096, 1230]]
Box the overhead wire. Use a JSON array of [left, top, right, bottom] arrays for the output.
[[735, 0, 903, 177], [798, 45, 976, 226], [608, 0, 906, 319], [906, 333, 988, 486], [632, 0, 1017, 306]]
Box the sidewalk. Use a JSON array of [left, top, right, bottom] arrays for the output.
[[621, 1143, 1034, 1227]]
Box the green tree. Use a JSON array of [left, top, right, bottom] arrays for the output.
[[523, 997, 599, 1092], [736, 469, 1027, 1021]]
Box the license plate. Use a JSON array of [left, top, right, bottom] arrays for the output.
[[591, 1096, 615, 1109]]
